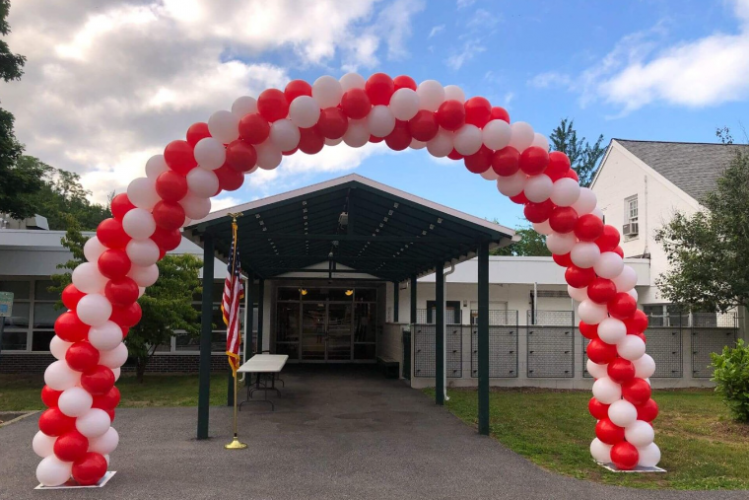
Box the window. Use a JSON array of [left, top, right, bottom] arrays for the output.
[[0, 279, 63, 351], [643, 304, 692, 327], [426, 301, 461, 324], [624, 195, 639, 240]]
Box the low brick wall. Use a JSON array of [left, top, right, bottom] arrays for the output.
[[0, 353, 228, 374]]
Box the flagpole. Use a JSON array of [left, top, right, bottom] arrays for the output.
[[225, 212, 247, 451]]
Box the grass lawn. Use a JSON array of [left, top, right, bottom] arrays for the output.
[[425, 387, 749, 490]]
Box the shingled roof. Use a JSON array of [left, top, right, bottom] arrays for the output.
[[614, 139, 748, 202]]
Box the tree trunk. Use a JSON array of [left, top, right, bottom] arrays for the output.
[[136, 357, 148, 383]]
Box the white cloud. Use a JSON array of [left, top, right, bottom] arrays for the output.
[[527, 71, 572, 89], [456, 0, 476, 9], [445, 38, 486, 70], [429, 24, 445, 38]]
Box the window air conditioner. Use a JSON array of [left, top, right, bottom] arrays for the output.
[[623, 223, 639, 236]]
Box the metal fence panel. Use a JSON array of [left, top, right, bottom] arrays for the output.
[[470, 309, 517, 326], [527, 325, 574, 378], [413, 324, 461, 378], [692, 328, 738, 378], [646, 327, 682, 378], [446, 325, 462, 378], [528, 310, 575, 326], [471, 326, 519, 378]]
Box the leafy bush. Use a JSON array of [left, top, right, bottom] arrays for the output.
[[711, 339, 749, 422]]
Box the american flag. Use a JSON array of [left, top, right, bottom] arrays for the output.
[[222, 222, 245, 375]]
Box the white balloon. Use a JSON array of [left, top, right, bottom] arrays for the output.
[[586, 359, 609, 379], [288, 96, 320, 129], [567, 285, 588, 302], [126, 239, 160, 267], [633, 354, 656, 379], [482, 119, 511, 150], [390, 88, 420, 121], [77, 294, 112, 327], [58, 386, 93, 417], [44, 360, 80, 391], [509, 122, 534, 151], [426, 129, 454, 158], [88, 321, 123, 351], [417, 80, 445, 111], [207, 110, 239, 144], [72, 262, 108, 294], [598, 318, 627, 344], [594, 252, 624, 279], [592, 376, 622, 404], [531, 133, 549, 151], [617, 335, 646, 361], [637, 443, 661, 467], [325, 136, 344, 147], [572, 188, 597, 215], [627, 288, 639, 302], [76, 408, 111, 438], [138, 286, 146, 298], [122, 208, 156, 240], [453, 125, 482, 156], [231, 96, 257, 117], [145, 155, 169, 179], [50, 336, 72, 361], [112, 367, 121, 382], [592, 207, 604, 219], [590, 438, 612, 464], [480, 167, 499, 180], [612, 266, 638, 292], [83, 237, 106, 263], [339, 72, 366, 91], [180, 192, 211, 220], [626, 420, 655, 448], [99, 343, 129, 369], [524, 174, 553, 203], [269, 119, 301, 151], [608, 399, 638, 427], [533, 220, 553, 236], [186, 168, 219, 198], [255, 141, 283, 170], [312, 75, 343, 109], [127, 177, 160, 211], [578, 300, 608, 324], [570, 242, 601, 268], [104, 454, 111, 466], [89, 427, 119, 455], [342, 119, 370, 148], [409, 138, 427, 150], [368, 105, 396, 137], [36, 455, 72, 487], [496, 171, 527, 197], [443, 84, 465, 103], [128, 264, 159, 287], [32, 431, 56, 458], [550, 178, 581, 207], [193, 138, 225, 171], [545, 231, 576, 255]]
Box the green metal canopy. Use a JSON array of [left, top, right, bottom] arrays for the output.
[[185, 174, 517, 282]]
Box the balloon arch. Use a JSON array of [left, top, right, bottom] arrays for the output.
[[34, 73, 660, 486]]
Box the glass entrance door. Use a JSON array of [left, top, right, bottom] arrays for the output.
[[326, 303, 353, 361], [301, 302, 326, 360]]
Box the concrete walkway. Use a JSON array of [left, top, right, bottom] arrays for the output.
[[0, 365, 744, 500]]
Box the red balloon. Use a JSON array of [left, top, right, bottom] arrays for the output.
[[150, 226, 181, 252], [110, 302, 142, 328], [298, 126, 325, 154], [636, 398, 659, 422], [464, 146, 492, 173], [447, 149, 463, 161], [54, 430, 89, 462], [155, 171, 188, 202], [464, 97, 492, 127], [152, 201, 185, 231], [186, 122, 211, 147], [62, 284, 86, 310], [611, 442, 639, 470], [408, 110, 438, 142], [519, 147, 549, 175], [225, 140, 257, 172], [587, 338, 618, 364], [624, 309, 649, 334], [490, 106, 510, 123], [282, 147, 298, 156], [622, 378, 651, 405], [595, 418, 625, 445], [579, 321, 599, 340], [546, 151, 571, 181], [41, 386, 62, 408], [574, 214, 604, 242], [552, 252, 572, 267], [632, 332, 647, 343], [588, 397, 610, 419], [549, 206, 578, 233], [565, 265, 596, 288], [369, 134, 384, 144], [54, 311, 89, 342], [72, 452, 108, 486], [96, 218, 130, 249], [608, 293, 637, 320], [607, 358, 636, 383], [92, 386, 121, 410], [365, 73, 394, 105], [436, 100, 465, 131], [587, 278, 617, 304], [106, 408, 116, 422], [110, 194, 135, 221], [318, 107, 348, 139], [105, 277, 139, 308], [163, 140, 196, 175], [566, 169, 579, 182], [523, 200, 555, 224], [214, 165, 244, 192], [238, 113, 270, 144], [341, 88, 371, 119], [509, 192, 528, 204], [284, 79, 312, 102], [613, 246, 624, 258], [81, 365, 115, 396], [257, 88, 289, 122], [38, 408, 76, 436], [65, 341, 100, 372], [97, 249, 131, 280], [393, 75, 417, 91], [596, 225, 621, 252], [385, 120, 412, 151], [492, 147, 521, 176]]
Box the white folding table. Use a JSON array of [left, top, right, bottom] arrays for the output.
[[237, 354, 288, 410]]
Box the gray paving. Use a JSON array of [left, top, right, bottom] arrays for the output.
[[0, 365, 744, 500]]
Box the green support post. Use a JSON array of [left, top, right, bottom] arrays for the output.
[[256, 278, 265, 353], [410, 275, 417, 324], [197, 230, 214, 440], [244, 276, 254, 386], [435, 265, 444, 406], [393, 281, 399, 323], [478, 240, 490, 435]]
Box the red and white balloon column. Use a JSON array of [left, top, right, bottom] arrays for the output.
[[34, 72, 659, 485]]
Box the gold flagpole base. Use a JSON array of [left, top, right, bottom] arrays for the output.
[[224, 436, 248, 450]]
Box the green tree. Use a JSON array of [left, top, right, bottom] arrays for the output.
[[655, 149, 749, 312], [492, 227, 551, 256], [549, 118, 605, 187], [49, 214, 88, 305]]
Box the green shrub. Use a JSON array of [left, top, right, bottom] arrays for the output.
[[711, 339, 749, 422]]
